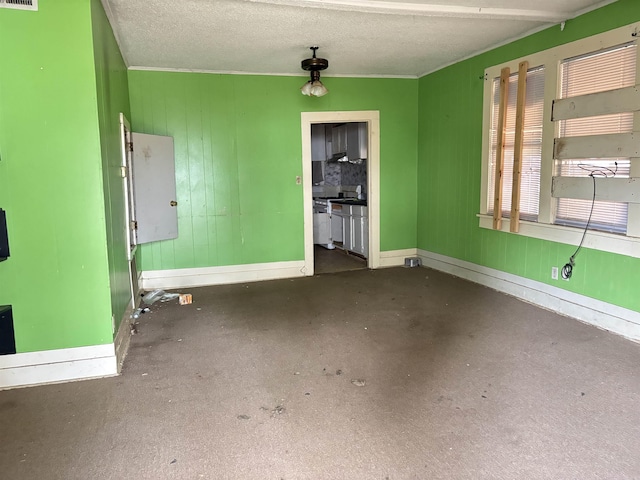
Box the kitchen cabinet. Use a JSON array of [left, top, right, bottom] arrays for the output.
[[331, 124, 348, 156], [325, 127, 333, 161], [347, 123, 368, 161], [330, 122, 368, 161], [352, 214, 368, 256], [311, 124, 327, 161], [340, 204, 368, 257], [330, 204, 343, 243]]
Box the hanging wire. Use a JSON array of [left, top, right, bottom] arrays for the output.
[[561, 162, 617, 279]]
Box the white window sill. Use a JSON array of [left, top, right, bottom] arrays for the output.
[[477, 214, 640, 259]]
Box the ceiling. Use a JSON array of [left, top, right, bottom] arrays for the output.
[[102, 0, 617, 78]]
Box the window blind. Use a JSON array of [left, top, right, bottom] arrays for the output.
[[488, 66, 545, 220], [555, 43, 637, 234]]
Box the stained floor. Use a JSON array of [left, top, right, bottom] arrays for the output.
[[1, 267, 639, 479], [313, 244, 367, 274]]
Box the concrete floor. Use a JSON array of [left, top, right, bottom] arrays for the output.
[[1, 267, 639, 479]]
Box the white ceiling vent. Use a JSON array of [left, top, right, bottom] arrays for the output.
[[0, 0, 38, 11]]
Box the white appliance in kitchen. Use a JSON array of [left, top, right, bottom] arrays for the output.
[[313, 185, 362, 250]]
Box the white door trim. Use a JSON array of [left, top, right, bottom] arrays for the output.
[[119, 113, 138, 309], [301, 111, 380, 276]]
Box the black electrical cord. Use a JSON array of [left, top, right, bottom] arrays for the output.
[[561, 174, 596, 279], [561, 162, 617, 280]]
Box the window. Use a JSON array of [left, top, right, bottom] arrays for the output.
[[555, 43, 636, 234], [480, 23, 640, 258], [488, 66, 544, 221]]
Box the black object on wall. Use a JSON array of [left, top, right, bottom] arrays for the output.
[[0, 209, 9, 261], [0, 305, 16, 355]]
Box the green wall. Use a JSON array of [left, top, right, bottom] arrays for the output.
[[91, 0, 132, 332], [2, 0, 634, 358], [417, 0, 640, 312], [0, 0, 114, 352], [128, 72, 418, 271]]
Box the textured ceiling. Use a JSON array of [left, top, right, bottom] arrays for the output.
[[102, 0, 617, 78]]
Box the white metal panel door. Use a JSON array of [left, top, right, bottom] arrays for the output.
[[131, 132, 178, 244]]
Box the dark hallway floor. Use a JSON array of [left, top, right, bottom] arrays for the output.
[[313, 245, 367, 274], [1, 267, 639, 479]]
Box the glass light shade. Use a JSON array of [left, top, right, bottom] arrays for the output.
[[300, 81, 313, 96], [310, 80, 328, 97]]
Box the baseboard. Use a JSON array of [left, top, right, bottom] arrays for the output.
[[140, 260, 307, 290], [0, 344, 118, 390], [114, 304, 136, 373], [379, 248, 419, 267], [141, 253, 420, 289], [417, 249, 640, 342]]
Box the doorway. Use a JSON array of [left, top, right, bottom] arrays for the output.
[[301, 111, 380, 277]]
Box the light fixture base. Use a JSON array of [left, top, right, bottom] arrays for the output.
[[301, 46, 328, 71]]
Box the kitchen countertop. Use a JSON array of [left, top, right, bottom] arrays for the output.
[[330, 199, 367, 206]]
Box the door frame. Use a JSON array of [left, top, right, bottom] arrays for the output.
[[119, 113, 137, 308], [301, 111, 381, 276]]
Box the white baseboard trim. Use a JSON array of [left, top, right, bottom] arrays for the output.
[[141, 260, 307, 290], [0, 344, 118, 390], [417, 249, 640, 343], [379, 248, 419, 267]]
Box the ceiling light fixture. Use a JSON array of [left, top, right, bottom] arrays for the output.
[[301, 46, 328, 97]]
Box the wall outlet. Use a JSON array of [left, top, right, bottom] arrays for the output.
[[551, 266, 559, 280], [295, 175, 301, 185]]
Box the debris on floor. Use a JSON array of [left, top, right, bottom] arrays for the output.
[[131, 307, 150, 319], [141, 289, 165, 305], [170, 459, 177, 465], [179, 293, 192, 305], [272, 405, 286, 416], [161, 293, 180, 302], [141, 289, 183, 305], [351, 379, 366, 387], [237, 414, 250, 420]]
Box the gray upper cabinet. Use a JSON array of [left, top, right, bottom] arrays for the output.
[[331, 124, 348, 156], [314, 122, 368, 162], [347, 123, 368, 161], [311, 124, 327, 161]]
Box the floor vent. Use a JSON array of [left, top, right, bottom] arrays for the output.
[[0, 0, 37, 10]]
